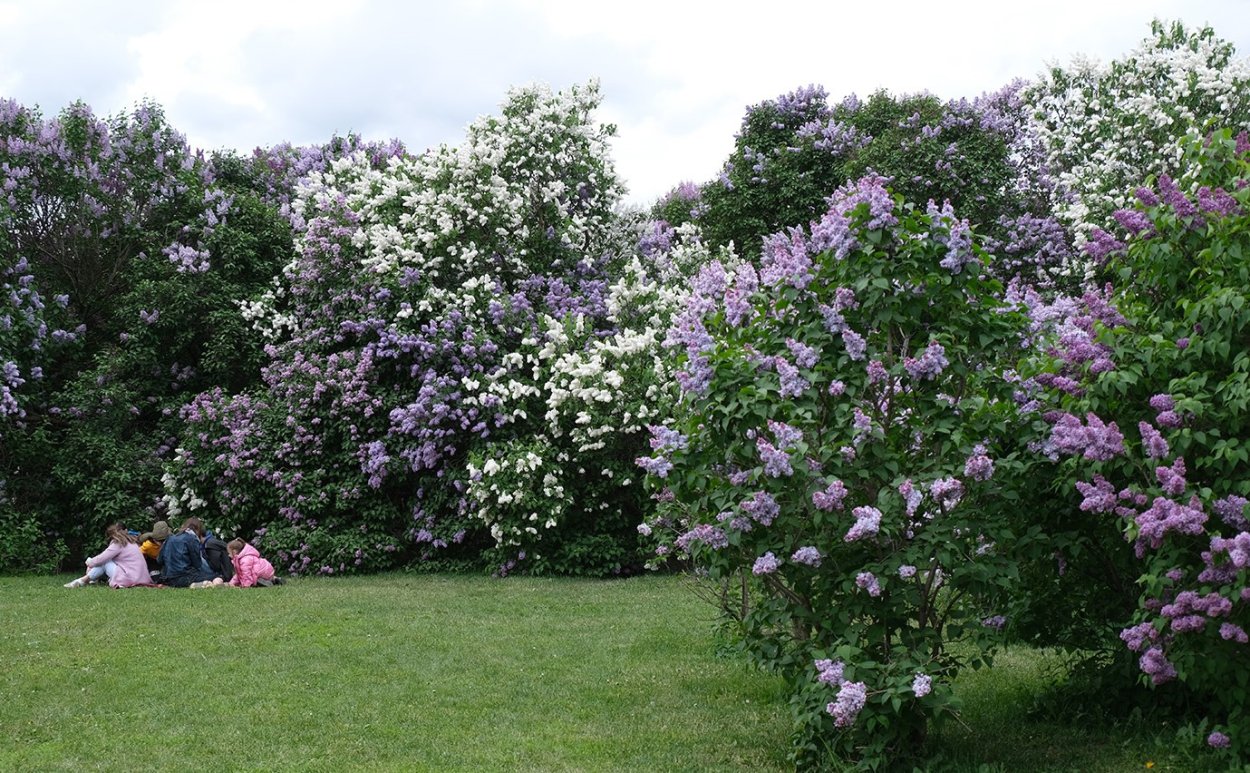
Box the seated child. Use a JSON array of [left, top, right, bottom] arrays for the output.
[[203, 535, 234, 583], [137, 520, 170, 576], [64, 523, 153, 588], [227, 539, 276, 587]]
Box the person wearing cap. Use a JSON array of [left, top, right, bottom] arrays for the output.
[[138, 520, 171, 576]]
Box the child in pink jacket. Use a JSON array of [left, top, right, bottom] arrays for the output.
[[64, 523, 153, 588], [227, 539, 276, 587]]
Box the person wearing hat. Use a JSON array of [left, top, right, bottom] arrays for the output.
[[138, 520, 170, 578]]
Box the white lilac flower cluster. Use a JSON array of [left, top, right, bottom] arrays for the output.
[[1026, 22, 1250, 257]]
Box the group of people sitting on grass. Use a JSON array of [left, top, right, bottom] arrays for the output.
[[63, 516, 278, 589]]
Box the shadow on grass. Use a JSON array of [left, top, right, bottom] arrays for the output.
[[928, 647, 1228, 772]]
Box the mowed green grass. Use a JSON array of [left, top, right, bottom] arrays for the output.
[[1, 574, 790, 772], [0, 573, 1229, 772]]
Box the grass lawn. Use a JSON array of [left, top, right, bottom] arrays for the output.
[[0, 573, 1230, 771], [2, 573, 790, 772]]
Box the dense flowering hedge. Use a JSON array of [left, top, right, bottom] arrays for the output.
[[0, 99, 290, 566], [639, 176, 1042, 767], [164, 83, 702, 576], [1031, 130, 1250, 758]]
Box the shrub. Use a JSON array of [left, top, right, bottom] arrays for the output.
[[1030, 129, 1250, 760], [640, 176, 1039, 767]]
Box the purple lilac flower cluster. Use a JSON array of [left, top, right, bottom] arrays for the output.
[[929, 477, 964, 511], [911, 673, 932, 698], [809, 177, 897, 260], [814, 658, 844, 686], [756, 436, 793, 478], [1048, 412, 1125, 461], [1134, 496, 1207, 552], [675, 524, 729, 551], [927, 200, 977, 274], [963, 444, 994, 481], [760, 228, 814, 289], [740, 490, 780, 527], [791, 546, 822, 566], [812, 479, 848, 511], [845, 506, 882, 542], [827, 681, 868, 727], [855, 571, 881, 597], [904, 341, 949, 380]]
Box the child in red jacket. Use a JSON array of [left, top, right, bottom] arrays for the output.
[[227, 539, 276, 587]]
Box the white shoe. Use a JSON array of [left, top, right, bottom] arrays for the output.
[[63, 578, 85, 588]]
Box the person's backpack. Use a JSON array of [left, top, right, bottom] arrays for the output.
[[203, 537, 234, 582]]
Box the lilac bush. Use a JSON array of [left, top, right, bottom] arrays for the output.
[[693, 84, 1075, 290], [639, 176, 1037, 766], [167, 83, 687, 575], [1031, 129, 1250, 759], [0, 98, 290, 564]]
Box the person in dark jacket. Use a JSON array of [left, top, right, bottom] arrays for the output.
[[158, 517, 217, 587], [203, 535, 234, 583]]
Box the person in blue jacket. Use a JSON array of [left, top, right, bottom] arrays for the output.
[[158, 516, 218, 587]]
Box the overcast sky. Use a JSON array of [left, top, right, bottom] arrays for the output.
[[1, 0, 1247, 205]]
